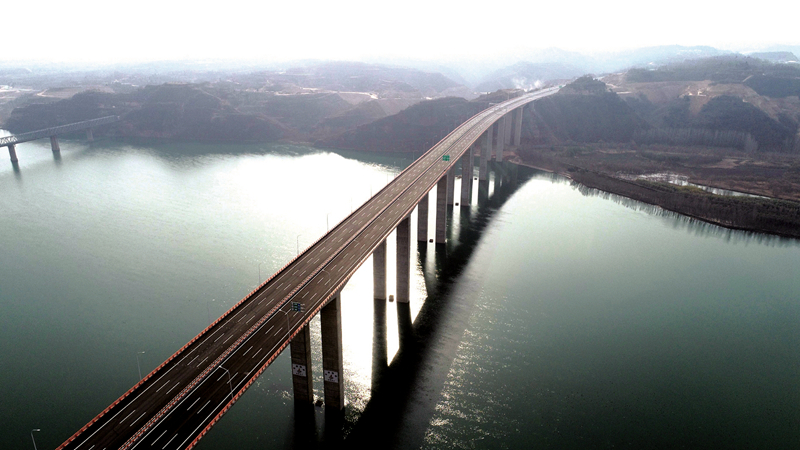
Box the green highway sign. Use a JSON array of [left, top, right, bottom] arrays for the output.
[[443, 155, 450, 161], [291, 302, 302, 312]]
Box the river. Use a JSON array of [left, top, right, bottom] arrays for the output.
[[1, 138, 798, 449]]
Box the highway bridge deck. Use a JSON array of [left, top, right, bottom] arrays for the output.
[[56, 88, 558, 450]]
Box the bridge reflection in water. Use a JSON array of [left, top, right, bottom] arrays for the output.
[[347, 161, 528, 449], [56, 88, 558, 450]]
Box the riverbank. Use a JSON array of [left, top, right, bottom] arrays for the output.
[[510, 152, 800, 239]]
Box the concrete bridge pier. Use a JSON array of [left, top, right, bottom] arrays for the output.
[[496, 117, 506, 161], [86, 128, 94, 142], [290, 325, 314, 404], [480, 128, 491, 181], [7, 144, 18, 163], [321, 291, 345, 410], [373, 239, 387, 300], [446, 165, 455, 206], [396, 215, 410, 303], [460, 151, 472, 206], [435, 176, 447, 245], [513, 107, 524, 146], [417, 194, 428, 242], [50, 136, 60, 154], [509, 109, 519, 145], [504, 113, 513, 147]]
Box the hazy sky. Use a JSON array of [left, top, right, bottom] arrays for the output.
[[4, 0, 799, 63]]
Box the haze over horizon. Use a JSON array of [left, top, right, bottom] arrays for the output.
[[4, 0, 799, 65]]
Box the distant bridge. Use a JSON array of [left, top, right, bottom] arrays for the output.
[[56, 87, 559, 450], [2, 115, 119, 162]]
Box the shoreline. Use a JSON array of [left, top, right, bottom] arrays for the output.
[[510, 156, 800, 240]]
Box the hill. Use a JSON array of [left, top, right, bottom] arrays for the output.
[[3, 84, 289, 142], [530, 76, 649, 144], [605, 56, 800, 152], [315, 96, 495, 153], [2, 62, 473, 142]]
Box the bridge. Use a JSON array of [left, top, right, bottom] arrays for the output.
[[1, 115, 118, 162], [56, 87, 559, 450]]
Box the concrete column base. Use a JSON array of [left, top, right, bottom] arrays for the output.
[[321, 292, 344, 410], [290, 325, 314, 404]]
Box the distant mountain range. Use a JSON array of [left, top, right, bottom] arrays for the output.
[[3, 48, 800, 153]]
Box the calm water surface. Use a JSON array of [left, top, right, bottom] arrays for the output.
[[1, 138, 798, 449]]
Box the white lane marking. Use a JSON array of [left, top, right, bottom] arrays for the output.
[[214, 333, 224, 343], [131, 412, 147, 427], [156, 381, 170, 393], [243, 346, 253, 356], [252, 348, 262, 359], [150, 430, 168, 446], [196, 357, 208, 368], [196, 400, 211, 414], [187, 397, 201, 411], [165, 381, 180, 395], [120, 409, 137, 424], [161, 433, 178, 450], [265, 325, 274, 334], [187, 354, 199, 365]]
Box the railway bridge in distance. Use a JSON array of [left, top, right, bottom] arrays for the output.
[[56, 87, 559, 450]]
